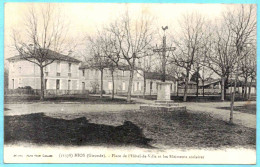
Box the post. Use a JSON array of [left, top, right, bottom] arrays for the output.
[[162, 35, 166, 82]]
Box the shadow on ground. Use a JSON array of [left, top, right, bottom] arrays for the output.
[[4, 113, 152, 148]]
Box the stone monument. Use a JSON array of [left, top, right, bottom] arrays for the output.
[[140, 26, 186, 113]]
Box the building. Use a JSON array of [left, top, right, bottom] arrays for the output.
[[79, 64, 177, 95], [7, 50, 177, 96], [7, 50, 81, 92]]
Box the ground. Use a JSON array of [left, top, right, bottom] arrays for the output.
[[4, 95, 130, 104], [4, 95, 256, 149], [217, 104, 256, 115]]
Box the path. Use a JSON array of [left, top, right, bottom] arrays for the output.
[[115, 95, 256, 129], [4, 95, 256, 129]]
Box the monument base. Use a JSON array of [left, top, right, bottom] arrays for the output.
[[140, 101, 186, 113], [140, 82, 186, 113]]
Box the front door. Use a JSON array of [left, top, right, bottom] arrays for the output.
[[82, 82, 85, 91], [12, 79, 14, 89]]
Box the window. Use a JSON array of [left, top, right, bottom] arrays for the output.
[[68, 80, 71, 90], [137, 71, 141, 78], [45, 79, 48, 89], [82, 82, 85, 90], [56, 61, 61, 72], [82, 70, 85, 77], [150, 82, 153, 90], [18, 78, 22, 87], [68, 63, 72, 73], [137, 82, 141, 91], [18, 78, 22, 84], [12, 79, 14, 89], [170, 84, 172, 90], [56, 79, 60, 90], [122, 82, 126, 91], [44, 65, 50, 72], [108, 82, 112, 90]]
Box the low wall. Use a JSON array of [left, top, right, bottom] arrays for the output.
[[5, 89, 89, 96], [177, 88, 221, 95]]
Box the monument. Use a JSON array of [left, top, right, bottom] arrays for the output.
[[140, 26, 186, 112]]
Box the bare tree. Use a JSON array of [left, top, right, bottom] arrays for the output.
[[205, 20, 236, 101], [171, 13, 206, 102], [107, 10, 154, 103], [136, 49, 154, 98], [167, 64, 185, 97], [87, 35, 110, 98], [12, 4, 69, 100], [224, 4, 256, 124]]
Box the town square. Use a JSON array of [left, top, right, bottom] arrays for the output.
[[3, 3, 257, 164]]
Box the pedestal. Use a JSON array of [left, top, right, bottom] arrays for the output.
[[140, 82, 186, 113]]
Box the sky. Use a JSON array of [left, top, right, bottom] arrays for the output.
[[4, 3, 244, 63]]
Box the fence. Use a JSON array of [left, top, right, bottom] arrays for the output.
[[5, 89, 89, 97], [177, 88, 221, 95]]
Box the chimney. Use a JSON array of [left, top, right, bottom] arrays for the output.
[[68, 50, 73, 56]]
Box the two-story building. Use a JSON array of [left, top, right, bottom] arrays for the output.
[[79, 63, 177, 95], [7, 50, 177, 95], [7, 50, 81, 92]]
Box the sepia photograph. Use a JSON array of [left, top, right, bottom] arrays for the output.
[[3, 2, 257, 164]]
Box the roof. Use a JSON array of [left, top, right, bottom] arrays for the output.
[[79, 62, 142, 71], [145, 72, 176, 81], [7, 49, 81, 63], [199, 79, 221, 87]]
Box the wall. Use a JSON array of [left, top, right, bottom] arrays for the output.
[[8, 59, 80, 90]]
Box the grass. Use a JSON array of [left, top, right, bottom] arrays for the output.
[[5, 110, 256, 149], [217, 104, 256, 115], [4, 95, 130, 104]]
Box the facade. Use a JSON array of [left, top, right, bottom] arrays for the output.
[[7, 51, 81, 92], [78, 67, 177, 95], [7, 51, 177, 95]]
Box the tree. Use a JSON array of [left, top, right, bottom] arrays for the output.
[[107, 10, 154, 103], [87, 35, 110, 98], [205, 19, 236, 101], [167, 64, 185, 97], [224, 5, 256, 124], [136, 50, 154, 98], [190, 69, 201, 97], [171, 13, 206, 102], [4, 67, 9, 93], [12, 4, 69, 100]]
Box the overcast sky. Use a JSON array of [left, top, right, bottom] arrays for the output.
[[4, 3, 243, 62]]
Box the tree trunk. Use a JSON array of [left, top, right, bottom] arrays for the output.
[[230, 70, 238, 124], [196, 67, 199, 98], [202, 80, 205, 97], [100, 70, 103, 98], [248, 77, 253, 99], [244, 76, 248, 99], [221, 77, 225, 101], [111, 70, 114, 100], [224, 75, 229, 99], [127, 69, 134, 103], [40, 66, 45, 101], [143, 72, 146, 98], [183, 70, 189, 102], [176, 81, 179, 97]]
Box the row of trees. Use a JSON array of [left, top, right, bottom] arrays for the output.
[[170, 4, 256, 102], [12, 4, 256, 104], [86, 11, 154, 102]]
